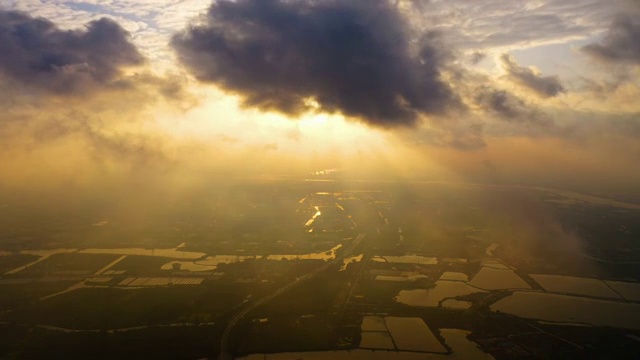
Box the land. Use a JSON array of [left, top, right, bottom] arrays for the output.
[[0, 180, 639, 359]]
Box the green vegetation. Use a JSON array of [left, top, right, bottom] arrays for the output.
[[0, 281, 77, 312], [0, 323, 221, 360], [0, 254, 39, 274], [3, 286, 248, 330], [109, 255, 175, 275], [20, 253, 120, 276]]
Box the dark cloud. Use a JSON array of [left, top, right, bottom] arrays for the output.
[[582, 15, 640, 65], [474, 86, 554, 131], [475, 87, 529, 120], [0, 10, 144, 95], [469, 52, 486, 65], [171, 0, 458, 127], [500, 54, 565, 98]]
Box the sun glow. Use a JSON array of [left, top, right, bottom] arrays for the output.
[[152, 87, 389, 158]]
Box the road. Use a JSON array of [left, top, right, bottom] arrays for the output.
[[219, 233, 365, 360]]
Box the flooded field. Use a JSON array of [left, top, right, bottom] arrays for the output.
[[491, 291, 640, 329], [244, 327, 492, 359], [375, 274, 428, 283], [196, 255, 256, 267], [441, 299, 472, 310], [266, 244, 343, 261], [371, 255, 438, 265], [160, 261, 217, 272], [478, 260, 510, 270], [468, 267, 530, 290], [395, 281, 485, 307], [340, 254, 364, 271], [359, 316, 447, 353], [385, 317, 447, 353], [531, 274, 622, 299], [359, 316, 395, 350], [79, 248, 207, 259], [360, 331, 395, 350], [439, 272, 469, 281], [4, 247, 208, 275], [440, 329, 494, 360], [17, 243, 348, 276], [361, 316, 387, 331], [484, 243, 499, 257]]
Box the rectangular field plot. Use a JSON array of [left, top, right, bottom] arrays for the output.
[[531, 274, 622, 299], [361, 316, 387, 331], [604, 280, 640, 301], [15, 253, 121, 275], [3, 286, 247, 329], [385, 317, 447, 353], [360, 331, 395, 350]]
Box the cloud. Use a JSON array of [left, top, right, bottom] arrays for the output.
[[582, 15, 640, 64], [500, 54, 566, 98], [472, 86, 555, 137], [473, 87, 539, 122], [0, 10, 144, 95], [171, 0, 459, 127], [0, 11, 195, 186], [468, 52, 486, 65]]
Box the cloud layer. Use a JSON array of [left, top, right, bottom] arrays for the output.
[[172, 0, 458, 127], [0, 10, 143, 95]]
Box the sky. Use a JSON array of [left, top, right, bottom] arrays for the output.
[[1, 0, 639, 199]]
